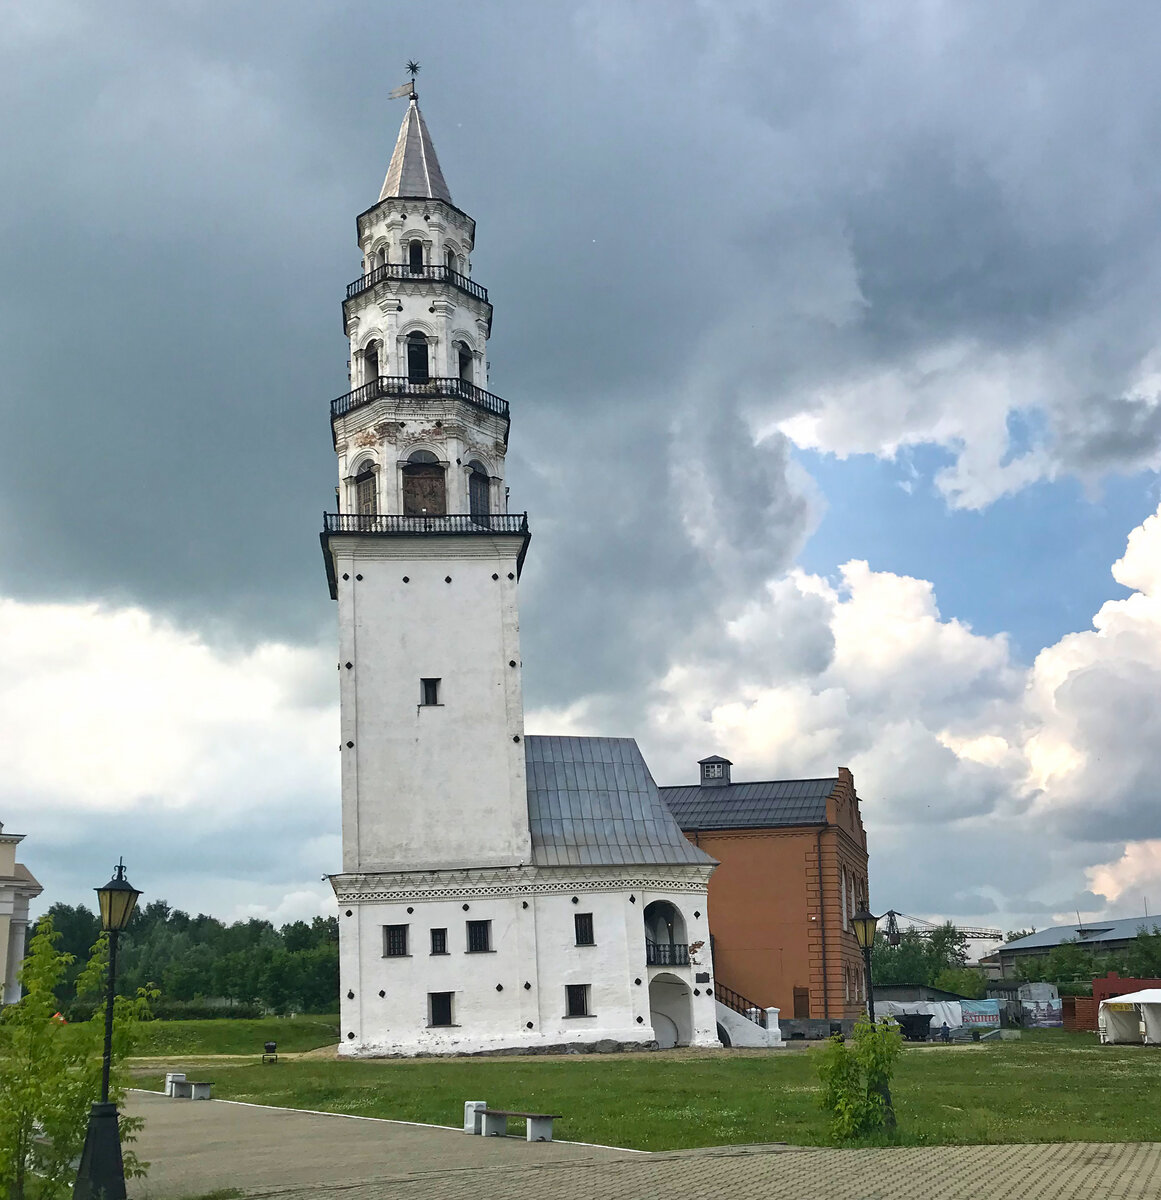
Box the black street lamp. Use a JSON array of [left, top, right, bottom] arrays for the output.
[[73, 860, 141, 1200], [851, 904, 881, 1022]]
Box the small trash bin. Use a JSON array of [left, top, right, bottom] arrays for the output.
[[262, 1041, 278, 1064]]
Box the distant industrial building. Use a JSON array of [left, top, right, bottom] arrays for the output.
[[982, 915, 1161, 979]]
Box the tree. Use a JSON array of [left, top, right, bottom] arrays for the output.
[[1005, 928, 1036, 942], [1124, 925, 1161, 978], [817, 1018, 903, 1140], [872, 923, 971, 989], [0, 918, 154, 1199], [933, 967, 986, 999]]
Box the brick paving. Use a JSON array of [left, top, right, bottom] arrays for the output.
[[126, 1091, 1161, 1200]]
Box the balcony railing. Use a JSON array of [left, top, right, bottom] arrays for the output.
[[323, 512, 529, 537], [645, 941, 691, 967], [346, 262, 489, 304], [331, 376, 509, 424], [714, 981, 768, 1027]]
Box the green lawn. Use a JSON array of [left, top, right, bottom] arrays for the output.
[[133, 1030, 1161, 1151], [131, 1015, 339, 1057]]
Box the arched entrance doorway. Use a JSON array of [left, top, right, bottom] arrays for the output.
[[648, 973, 693, 1048]]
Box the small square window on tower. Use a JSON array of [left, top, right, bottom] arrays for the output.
[[430, 928, 448, 955], [565, 984, 591, 1018], [383, 924, 409, 957], [574, 912, 594, 946], [466, 920, 492, 953], [429, 991, 454, 1027], [420, 678, 441, 706]]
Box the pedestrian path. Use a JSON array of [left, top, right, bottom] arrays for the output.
[[125, 1091, 1161, 1200]]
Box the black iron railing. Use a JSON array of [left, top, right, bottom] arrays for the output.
[[714, 981, 767, 1027], [331, 376, 509, 423], [645, 942, 691, 967], [346, 262, 489, 304], [323, 512, 528, 537]]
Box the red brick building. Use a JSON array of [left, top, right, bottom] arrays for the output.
[[660, 758, 870, 1021]]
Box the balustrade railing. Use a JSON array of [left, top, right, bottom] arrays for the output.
[[323, 512, 528, 537], [645, 942, 691, 967], [346, 261, 489, 304], [713, 981, 768, 1027], [331, 376, 509, 422]]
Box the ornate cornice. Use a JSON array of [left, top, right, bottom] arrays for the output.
[[331, 862, 712, 904]]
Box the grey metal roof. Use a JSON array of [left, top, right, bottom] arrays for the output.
[[525, 736, 715, 868], [1001, 915, 1161, 953], [380, 99, 452, 204], [659, 777, 838, 831]]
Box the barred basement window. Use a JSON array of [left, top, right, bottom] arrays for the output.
[[466, 920, 492, 953], [430, 928, 448, 955], [383, 924, 409, 957], [565, 984, 590, 1017], [429, 991, 453, 1027], [574, 912, 594, 946]]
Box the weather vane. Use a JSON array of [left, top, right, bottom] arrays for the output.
[[390, 61, 421, 102]]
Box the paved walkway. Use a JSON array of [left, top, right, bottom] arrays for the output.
[[125, 1092, 1161, 1200]]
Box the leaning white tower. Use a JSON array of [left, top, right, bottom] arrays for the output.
[[326, 91, 720, 1057]]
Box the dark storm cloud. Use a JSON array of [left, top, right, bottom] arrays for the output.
[[8, 1, 1161, 924]]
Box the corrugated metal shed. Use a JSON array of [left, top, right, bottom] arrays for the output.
[[1001, 916, 1161, 953], [659, 778, 838, 831], [524, 735, 714, 868]]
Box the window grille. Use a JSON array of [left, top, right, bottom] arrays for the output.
[[383, 925, 408, 957], [466, 920, 491, 953], [430, 928, 447, 955], [565, 984, 590, 1017], [574, 913, 594, 946]]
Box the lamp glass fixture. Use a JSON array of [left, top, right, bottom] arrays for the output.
[[851, 905, 880, 951], [96, 859, 142, 932]]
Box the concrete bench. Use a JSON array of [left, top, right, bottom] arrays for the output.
[[172, 1079, 213, 1100], [480, 1108, 562, 1142]]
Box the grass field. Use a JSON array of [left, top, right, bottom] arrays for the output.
[[132, 1029, 1161, 1151], [131, 1015, 339, 1057]]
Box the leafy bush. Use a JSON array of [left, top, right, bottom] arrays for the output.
[[0, 918, 156, 1199], [817, 1017, 902, 1141]]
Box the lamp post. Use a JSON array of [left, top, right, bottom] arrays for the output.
[[73, 859, 141, 1200], [851, 904, 881, 1023]]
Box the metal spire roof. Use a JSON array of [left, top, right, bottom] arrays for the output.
[[379, 97, 452, 204]]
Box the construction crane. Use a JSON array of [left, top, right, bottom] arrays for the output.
[[882, 910, 1002, 946]]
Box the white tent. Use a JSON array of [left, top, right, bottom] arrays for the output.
[[1098, 989, 1161, 1044]]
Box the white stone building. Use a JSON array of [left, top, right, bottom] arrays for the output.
[[324, 96, 722, 1056], [0, 821, 42, 1005]]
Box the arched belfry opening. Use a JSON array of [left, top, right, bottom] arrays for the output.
[[408, 239, 424, 273], [363, 340, 380, 384], [402, 449, 446, 516], [406, 332, 430, 384], [445, 248, 456, 272], [354, 460, 377, 516], [468, 460, 490, 525], [456, 340, 474, 383]]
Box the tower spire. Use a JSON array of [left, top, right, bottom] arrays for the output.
[[379, 66, 451, 204]]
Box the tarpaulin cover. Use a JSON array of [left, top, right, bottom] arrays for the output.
[[876, 1000, 963, 1029]]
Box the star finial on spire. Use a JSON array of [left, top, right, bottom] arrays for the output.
[[406, 60, 421, 98]]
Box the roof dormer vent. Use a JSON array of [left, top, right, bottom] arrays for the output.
[[698, 755, 732, 787]]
